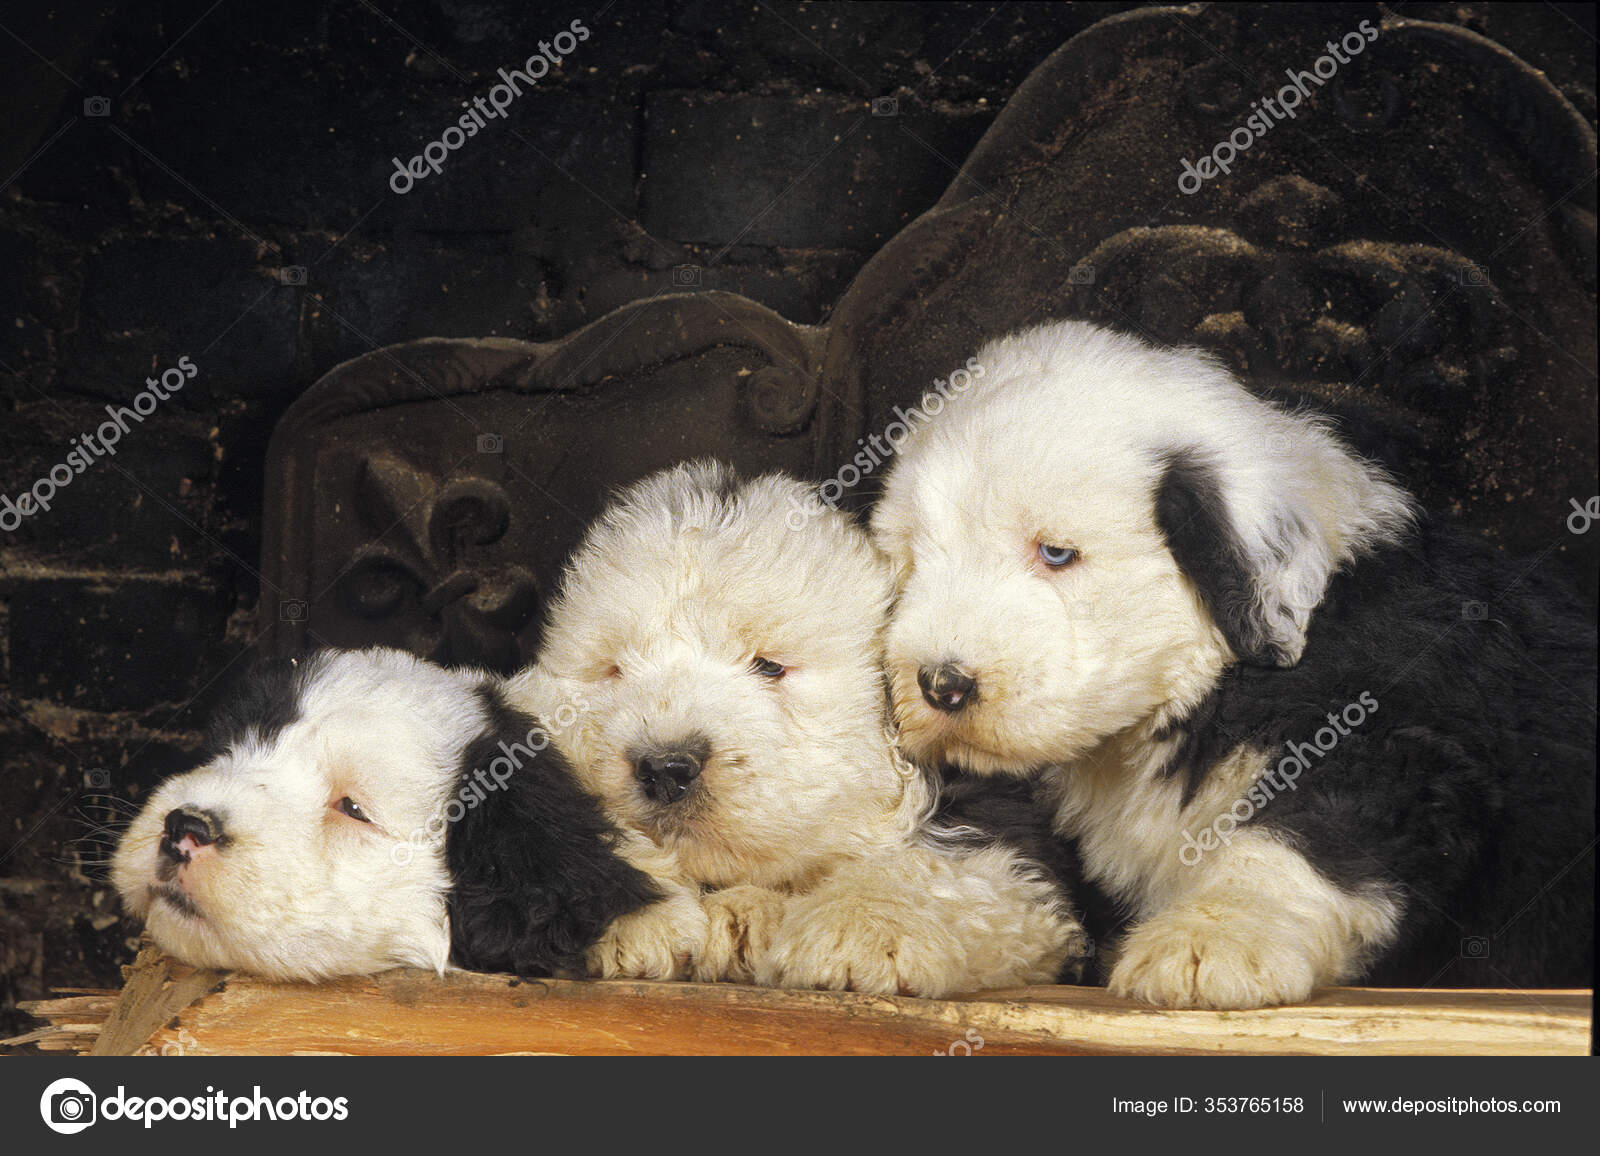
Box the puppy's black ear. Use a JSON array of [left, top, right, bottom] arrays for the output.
[[203, 651, 330, 759], [1155, 449, 1294, 667], [1154, 413, 1414, 669], [445, 688, 659, 977]]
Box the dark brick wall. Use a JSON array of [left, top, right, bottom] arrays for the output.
[[0, 2, 1593, 1034]]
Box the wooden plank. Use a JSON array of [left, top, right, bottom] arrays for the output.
[[3, 993, 118, 1053], [147, 972, 1095, 1056], [7, 952, 1590, 1056], [950, 985, 1593, 1056], [84, 944, 227, 1057], [16, 993, 119, 1017], [135, 972, 1590, 1057]]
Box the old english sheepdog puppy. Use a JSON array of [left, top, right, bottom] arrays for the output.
[[522, 460, 1088, 996], [871, 319, 1595, 1009], [112, 647, 661, 980]]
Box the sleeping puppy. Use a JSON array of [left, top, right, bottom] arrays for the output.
[[519, 460, 1088, 996], [111, 647, 660, 980], [871, 319, 1595, 1009]]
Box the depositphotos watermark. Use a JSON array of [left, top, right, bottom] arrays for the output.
[[1179, 691, 1378, 866], [932, 1028, 985, 1056], [785, 357, 986, 529], [40, 1077, 348, 1133], [1567, 496, 1599, 534], [389, 19, 591, 194], [389, 693, 589, 865], [1178, 19, 1379, 194], [2, 356, 198, 532]]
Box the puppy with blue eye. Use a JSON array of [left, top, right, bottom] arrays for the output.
[[871, 319, 1595, 1009], [520, 460, 1088, 996]]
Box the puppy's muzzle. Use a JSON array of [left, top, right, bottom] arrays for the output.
[[918, 662, 978, 713], [159, 806, 224, 865], [632, 745, 706, 806]]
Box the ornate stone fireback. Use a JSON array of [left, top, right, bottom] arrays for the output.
[[821, 8, 1595, 537], [263, 6, 1596, 670], [263, 297, 822, 667]]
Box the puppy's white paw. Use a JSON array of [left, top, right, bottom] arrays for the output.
[[1108, 905, 1318, 1009], [757, 894, 968, 998], [586, 890, 709, 981], [696, 885, 790, 983]]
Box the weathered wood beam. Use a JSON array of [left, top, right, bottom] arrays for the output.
[[6, 951, 1589, 1056]]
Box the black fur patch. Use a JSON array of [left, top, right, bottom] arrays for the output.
[[1151, 684, 1234, 808], [932, 767, 1123, 984], [1151, 517, 1594, 987], [1154, 448, 1288, 667], [202, 652, 327, 760], [445, 685, 660, 977]]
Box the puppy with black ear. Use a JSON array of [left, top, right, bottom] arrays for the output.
[[872, 319, 1595, 1009], [113, 647, 659, 981]]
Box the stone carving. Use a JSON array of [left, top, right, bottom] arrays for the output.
[[262, 6, 1596, 668]]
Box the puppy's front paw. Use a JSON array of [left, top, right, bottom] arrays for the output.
[[695, 885, 789, 983], [1108, 906, 1317, 1009], [757, 895, 967, 998], [586, 891, 709, 981]]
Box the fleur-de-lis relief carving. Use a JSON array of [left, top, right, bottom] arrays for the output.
[[339, 452, 540, 671]]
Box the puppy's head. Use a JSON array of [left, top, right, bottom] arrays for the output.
[[537, 460, 907, 888], [113, 647, 655, 979], [871, 321, 1413, 774]]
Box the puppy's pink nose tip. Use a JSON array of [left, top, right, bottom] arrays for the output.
[[160, 807, 223, 863], [173, 834, 213, 858], [918, 663, 978, 713]]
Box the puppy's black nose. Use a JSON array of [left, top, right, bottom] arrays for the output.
[[633, 751, 702, 805], [918, 663, 977, 713], [159, 807, 222, 862]]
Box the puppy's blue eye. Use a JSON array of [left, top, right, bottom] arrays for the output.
[[335, 796, 371, 823], [1038, 543, 1078, 568], [752, 657, 786, 679]]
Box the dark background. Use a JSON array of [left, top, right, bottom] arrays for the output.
[[1, 1, 1595, 1035]]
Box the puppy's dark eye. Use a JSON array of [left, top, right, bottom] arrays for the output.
[[335, 796, 371, 823], [1038, 542, 1079, 568], [752, 657, 787, 679]]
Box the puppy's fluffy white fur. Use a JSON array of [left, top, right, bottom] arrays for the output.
[[112, 649, 485, 979], [109, 461, 1083, 996], [520, 461, 1085, 996], [872, 320, 1415, 1009], [112, 648, 673, 982]]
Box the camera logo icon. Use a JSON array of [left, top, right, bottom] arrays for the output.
[[1068, 263, 1096, 286], [1460, 935, 1491, 959], [1458, 265, 1490, 287], [476, 433, 503, 454], [83, 768, 111, 790], [870, 96, 898, 118], [280, 598, 308, 621], [672, 264, 701, 287], [276, 265, 307, 286], [1461, 600, 1489, 621], [40, 1077, 97, 1134], [83, 97, 111, 117]]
